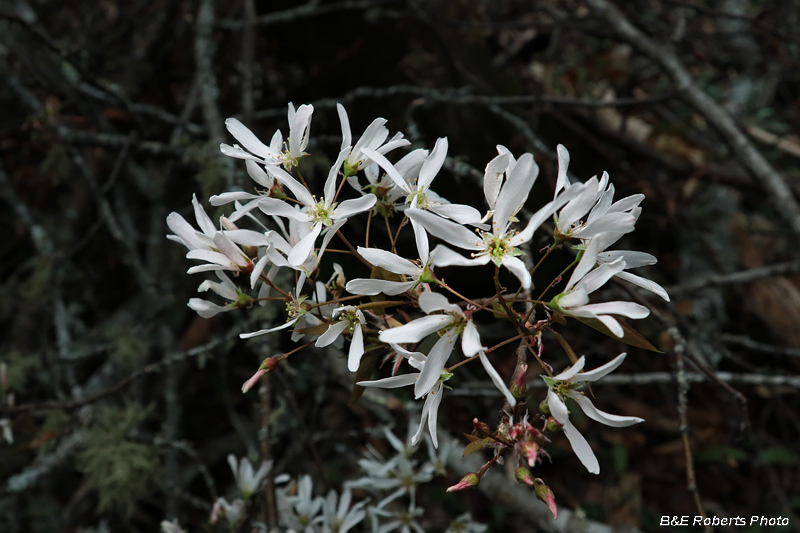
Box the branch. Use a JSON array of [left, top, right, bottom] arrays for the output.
[[584, 0, 800, 239], [666, 260, 800, 295]]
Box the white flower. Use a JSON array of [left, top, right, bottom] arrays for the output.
[[316, 305, 367, 372], [368, 503, 426, 533], [188, 272, 249, 318], [547, 239, 650, 337], [221, 103, 313, 169], [278, 475, 324, 532], [544, 353, 643, 474], [445, 513, 488, 533], [258, 149, 376, 265], [337, 103, 409, 173], [227, 454, 272, 499], [408, 152, 589, 289], [210, 497, 245, 525], [317, 488, 368, 533], [590, 234, 670, 302], [377, 292, 481, 398], [0, 418, 13, 444], [553, 145, 639, 241], [160, 519, 186, 533]]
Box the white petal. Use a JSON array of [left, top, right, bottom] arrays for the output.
[[565, 237, 603, 291], [500, 256, 531, 289], [409, 215, 429, 264], [575, 212, 636, 239], [187, 298, 230, 318], [555, 144, 571, 196], [287, 222, 322, 266], [167, 212, 204, 250], [246, 159, 273, 188], [224, 229, 269, 247], [348, 325, 365, 372], [558, 288, 589, 309], [257, 198, 311, 222], [414, 329, 457, 398], [425, 385, 443, 448], [576, 353, 627, 381], [192, 194, 217, 236], [357, 247, 421, 276], [479, 351, 515, 406], [332, 194, 377, 220], [563, 415, 600, 474], [511, 181, 587, 245], [579, 301, 650, 319], [429, 245, 489, 267], [405, 209, 482, 251], [316, 321, 349, 347], [616, 271, 670, 301], [461, 320, 483, 357], [600, 250, 657, 269], [267, 165, 315, 206], [427, 203, 482, 225], [483, 152, 509, 208], [577, 258, 626, 295], [553, 356, 586, 380], [240, 318, 298, 339], [569, 391, 643, 427], [358, 374, 419, 388], [337, 103, 352, 151], [225, 118, 279, 159], [220, 143, 267, 162], [324, 147, 350, 203], [379, 315, 454, 344], [493, 153, 537, 236], [209, 191, 260, 206], [360, 147, 411, 193], [250, 255, 270, 288], [417, 137, 448, 190], [346, 279, 417, 296], [419, 291, 461, 314], [558, 183, 601, 231]]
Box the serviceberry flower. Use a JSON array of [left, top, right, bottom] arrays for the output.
[[316, 305, 367, 372], [337, 103, 409, 175], [227, 454, 272, 500], [188, 272, 253, 318], [543, 353, 643, 474]]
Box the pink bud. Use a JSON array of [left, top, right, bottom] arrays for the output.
[[473, 418, 491, 438], [446, 472, 480, 492], [220, 217, 239, 231], [514, 466, 536, 486], [535, 484, 558, 520], [241, 369, 266, 393], [545, 416, 562, 433], [522, 441, 539, 467]]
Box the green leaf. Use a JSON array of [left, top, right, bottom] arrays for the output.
[[697, 446, 749, 463], [758, 446, 798, 466], [462, 439, 485, 457], [572, 316, 662, 352]]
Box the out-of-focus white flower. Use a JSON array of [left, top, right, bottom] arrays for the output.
[[409, 152, 588, 289], [278, 475, 324, 532], [221, 103, 313, 169], [445, 513, 488, 533], [258, 149, 376, 265], [547, 239, 650, 337], [160, 519, 186, 533], [0, 418, 13, 444], [316, 305, 367, 372], [544, 353, 643, 474], [227, 454, 272, 499], [317, 487, 368, 533], [368, 502, 426, 533], [188, 272, 253, 318], [210, 497, 245, 525]]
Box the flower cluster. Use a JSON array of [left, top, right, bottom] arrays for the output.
[[168, 102, 666, 521]]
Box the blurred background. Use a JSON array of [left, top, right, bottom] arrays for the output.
[[1, 0, 800, 531]]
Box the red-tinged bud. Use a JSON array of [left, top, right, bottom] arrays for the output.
[[446, 472, 479, 492], [473, 418, 490, 438], [522, 441, 539, 467], [539, 398, 550, 415], [510, 363, 528, 399], [514, 466, 535, 486], [535, 484, 558, 520], [220, 217, 239, 231], [241, 369, 266, 393], [259, 357, 281, 372], [242, 357, 281, 393], [545, 416, 561, 433]]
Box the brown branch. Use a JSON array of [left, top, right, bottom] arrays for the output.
[[666, 259, 800, 295], [584, 0, 800, 240]]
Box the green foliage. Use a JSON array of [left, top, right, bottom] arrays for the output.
[[76, 402, 159, 519], [758, 446, 798, 466]]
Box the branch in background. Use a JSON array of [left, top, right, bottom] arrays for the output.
[[195, 0, 224, 143], [218, 0, 399, 31], [584, 0, 800, 240], [666, 260, 800, 295]]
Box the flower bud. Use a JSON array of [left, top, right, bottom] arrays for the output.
[[521, 440, 539, 467], [419, 265, 438, 284], [514, 466, 535, 486], [472, 418, 491, 438], [509, 364, 528, 399], [446, 472, 479, 492], [545, 416, 562, 433], [535, 483, 558, 520], [539, 398, 550, 415]]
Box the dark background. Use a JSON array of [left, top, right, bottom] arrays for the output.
[[1, 0, 800, 531]]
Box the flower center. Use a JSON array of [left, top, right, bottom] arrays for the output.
[[310, 200, 335, 226]]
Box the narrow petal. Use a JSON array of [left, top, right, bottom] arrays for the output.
[[575, 212, 636, 239], [332, 194, 377, 220], [358, 374, 419, 388], [267, 165, 315, 206], [379, 315, 453, 344], [357, 247, 421, 276], [553, 356, 586, 380], [615, 271, 670, 301], [554, 144, 571, 196], [492, 153, 537, 236], [192, 194, 217, 236], [569, 392, 643, 427], [348, 325, 365, 372], [425, 385, 443, 448], [548, 390, 599, 474], [409, 216, 429, 264], [188, 298, 230, 318], [346, 279, 417, 296], [600, 250, 657, 269], [419, 291, 461, 314], [337, 103, 352, 150], [287, 222, 322, 266], [501, 256, 531, 289], [479, 351, 516, 406], [461, 320, 483, 357], [405, 209, 482, 251], [324, 147, 351, 203], [429, 245, 490, 268], [316, 321, 349, 347], [417, 137, 448, 190], [246, 159, 273, 188], [557, 288, 589, 309], [220, 143, 267, 162], [571, 352, 627, 381], [577, 258, 626, 295], [209, 191, 259, 206], [565, 238, 603, 291], [511, 181, 587, 246], [427, 203, 482, 225], [250, 255, 270, 288], [414, 329, 457, 398], [240, 318, 298, 339], [225, 118, 279, 159], [483, 152, 509, 208], [258, 198, 312, 223], [360, 147, 411, 193], [579, 301, 650, 319]]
